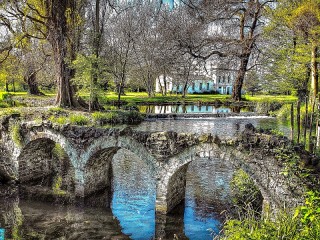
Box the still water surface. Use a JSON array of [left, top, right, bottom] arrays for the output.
[[0, 116, 289, 240]]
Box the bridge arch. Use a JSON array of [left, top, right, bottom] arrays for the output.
[[83, 135, 157, 207], [156, 142, 266, 214]]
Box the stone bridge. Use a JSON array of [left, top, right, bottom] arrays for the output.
[[0, 116, 310, 215]]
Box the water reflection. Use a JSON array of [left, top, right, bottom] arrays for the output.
[[111, 149, 156, 240], [0, 192, 129, 239], [139, 105, 241, 114], [135, 117, 291, 139]]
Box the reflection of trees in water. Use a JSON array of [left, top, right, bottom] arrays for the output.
[[1, 199, 129, 239]]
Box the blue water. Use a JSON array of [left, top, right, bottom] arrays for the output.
[[110, 148, 232, 240], [0, 229, 4, 240]]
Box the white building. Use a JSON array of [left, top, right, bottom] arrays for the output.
[[156, 61, 236, 94]]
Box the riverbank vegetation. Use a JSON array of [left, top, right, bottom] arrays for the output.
[[219, 191, 320, 240]]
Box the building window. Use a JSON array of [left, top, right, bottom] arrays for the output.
[[223, 76, 225, 83], [218, 76, 221, 83], [228, 76, 231, 83], [199, 83, 203, 90], [207, 82, 210, 90], [192, 83, 195, 91]]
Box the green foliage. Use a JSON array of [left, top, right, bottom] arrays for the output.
[[121, 110, 144, 124], [48, 107, 67, 115], [230, 169, 263, 215], [69, 114, 89, 126], [48, 116, 68, 125], [72, 54, 109, 109], [92, 111, 119, 125], [92, 110, 144, 125], [219, 191, 320, 240]]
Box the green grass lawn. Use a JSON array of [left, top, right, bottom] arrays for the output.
[[242, 94, 297, 103], [0, 90, 298, 106], [100, 92, 232, 103]]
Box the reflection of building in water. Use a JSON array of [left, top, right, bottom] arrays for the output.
[[154, 105, 231, 114]]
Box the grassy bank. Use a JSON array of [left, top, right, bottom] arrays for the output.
[[101, 92, 297, 104], [0, 91, 298, 109]]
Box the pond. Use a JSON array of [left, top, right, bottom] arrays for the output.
[[0, 115, 290, 240], [138, 104, 254, 114]]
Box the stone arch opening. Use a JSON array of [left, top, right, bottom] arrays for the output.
[[18, 138, 75, 201], [84, 147, 119, 207], [165, 164, 190, 214]]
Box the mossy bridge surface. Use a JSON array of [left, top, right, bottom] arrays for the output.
[[0, 116, 314, 214]]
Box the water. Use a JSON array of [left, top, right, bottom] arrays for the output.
[[0, 116, 290, 239], [138, 105, 253, 114], [135, 116, 290, 139]]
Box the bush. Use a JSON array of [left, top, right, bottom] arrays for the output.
[[49, 116, 68, 125], [219, 191, 320, 240], [69, 114, 89, 126], [230, 169, 263, 216], [92, 111, 120, 125], [121, 110, 144, 124], [48, 107, 67, 115]]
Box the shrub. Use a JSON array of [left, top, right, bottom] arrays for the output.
[[92, 111, 120, 125], [49, 116, 68, 125], [121, 110, 144, 124], [230, 169, 263, 216], [69, 114, 89, 126], [218, 191, 320, 240], [48, 107, 67, 115]]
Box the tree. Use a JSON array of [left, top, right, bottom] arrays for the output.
[[1, 0, 86, 107], [179, 0, 276, 101], [264, 0, 320, 100]]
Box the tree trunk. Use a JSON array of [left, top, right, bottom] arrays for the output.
[[311, 44, 318, 100], [182, 82, 188, 98], [232, 54, 249, 101], [25, 72, 43, 95], [45, 0, 78, 108], [90, 0, 103, 110]]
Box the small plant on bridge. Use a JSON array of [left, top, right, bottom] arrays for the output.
[[52, 144, 66, 160], [52, 175, 67, 196], [10, 123, 23, 147]]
